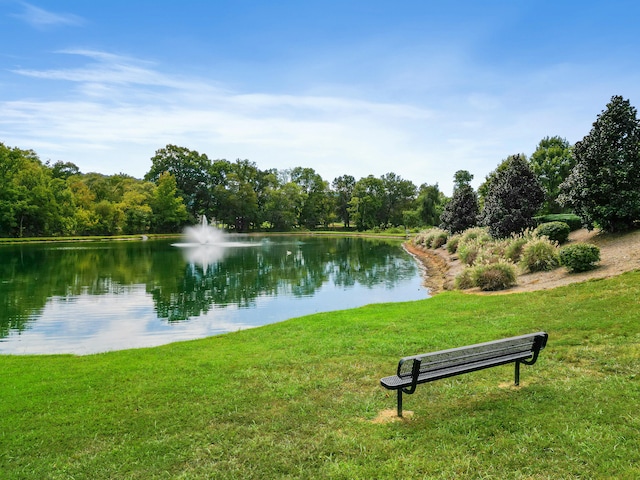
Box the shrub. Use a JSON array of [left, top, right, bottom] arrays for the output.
[[535, 221, 570, 244], [413, 228, 448, 249], [413, 230, 430, 248], [457, 239, 482, 266], [520, 238, 560, 273], [472, 261, 517, 291], [430, 229, 449, 249], [460, 227, 491, 244], [504, 237, 529, 263], [559, 243, 601, 272], [535, 214, 582, 231], [447, 234, 461, 254], [454, 268, 476, 290]]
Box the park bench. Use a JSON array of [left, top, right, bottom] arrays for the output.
[[380, 332, 548, 417]]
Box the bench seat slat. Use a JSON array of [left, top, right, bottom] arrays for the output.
[[381, 351, 533, 389], [399, 343, 536, 377]]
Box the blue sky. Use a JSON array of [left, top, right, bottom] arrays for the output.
[[2, 0, 640, 194]]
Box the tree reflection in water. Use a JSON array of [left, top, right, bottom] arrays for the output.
[[0, 236, 423, 339]]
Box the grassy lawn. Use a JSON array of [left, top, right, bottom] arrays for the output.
[[1, 271, 639, 479]]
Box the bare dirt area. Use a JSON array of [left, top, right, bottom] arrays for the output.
[[405, 228, 640, 295]]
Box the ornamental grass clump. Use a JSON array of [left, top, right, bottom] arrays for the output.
[[472, 261, 517, 291], [446, 234, 461, 254], [457, 238, 482, 266], [456, 228, 491, 265], [454, 267, 476, 290], [559, 243, 601, 272], [414, 228, 449, 249], [455, 260, 517, 291], [519, 237, 560, 273], [430, 229, 449, 249], [535, 221, 571, 244], [460, 227, 491, 244], [504, 236, 529, 263]]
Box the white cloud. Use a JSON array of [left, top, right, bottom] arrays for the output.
[[2, 49, 445, 183], [13, 2, 84, 29], [1, 48, 630, 194]]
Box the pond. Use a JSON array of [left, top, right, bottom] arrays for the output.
[[0, 235, 428, 355]]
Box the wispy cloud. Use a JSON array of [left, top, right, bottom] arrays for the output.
[[0, 48, 611, 194], [3, 49, 442, 180], [13, 2, 84, 29]]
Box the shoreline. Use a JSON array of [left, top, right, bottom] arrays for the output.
[[403, 241, 455, 294], [405, 228, 640, 295]]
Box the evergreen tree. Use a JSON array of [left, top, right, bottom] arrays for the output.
[[479, 154, 544, 238], [439, 171, 478, 233], [559, 95, 640, 231], [530, 136, 574, 214]]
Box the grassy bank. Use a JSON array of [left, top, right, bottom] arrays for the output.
[[1, 271, 639, 479], [0, 234, 181, 244]]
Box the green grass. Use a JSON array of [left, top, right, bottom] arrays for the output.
[[2, 272, 639, 479], [0, 233, 180, 244]]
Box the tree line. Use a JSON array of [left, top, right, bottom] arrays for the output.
[[2, 95, 638, 238], [0, 143, 445, 237], [441, 95, 640, 237]]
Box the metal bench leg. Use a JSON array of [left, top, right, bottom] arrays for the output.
[[397, 390, 403, 417], [515, 361, 521, 386]]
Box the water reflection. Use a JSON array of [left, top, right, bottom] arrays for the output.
[[0, 237, 427, 354]]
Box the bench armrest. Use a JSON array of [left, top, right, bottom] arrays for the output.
[[520, 334, 547, 365], [401, 358, 422, 395]]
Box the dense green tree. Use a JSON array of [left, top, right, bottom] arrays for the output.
[[381, 172, 417, 228], [263, 182, 304, 230], [145, 145, 213, 218], [415, 183, 445, 227], [49, 160, 81, 180], [453, 170, 474, 190], [530, 136, 574, 214], [216, 160, 262, 232], [0, 144, 77, 237], [559, 95, 640, 231], [479, 154, 544, 238], [290, 167, 331, 228], [440, 171, 479, 233], [150, 172, 188, 232], [0, 144, 35, 236], [332, 175, 355, 228], [349, 175, 385, 230]]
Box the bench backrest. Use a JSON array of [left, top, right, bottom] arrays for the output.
[[397, 332, 548, 378]]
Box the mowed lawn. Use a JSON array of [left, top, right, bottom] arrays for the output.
[[1, 271, 639, 479]]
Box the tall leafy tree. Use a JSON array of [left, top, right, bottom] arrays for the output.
[[291, 167, 331, 229], [381, 173, 417, 228], [453, 169, 474, 190], [263, 182, 304, 231], [349, 175, 385, 231], [479, 154, 544, 238], [440, 171, 478, 233], [530, 136, 574, 214], [415, 183, 444, 227], [145, 145, 213, 218], [559, 95, 640, 231], [332, 175, 355, 228], [150, 172, 188, 232]]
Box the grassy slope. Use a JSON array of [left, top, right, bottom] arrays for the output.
[[1, 271, 639, 479]]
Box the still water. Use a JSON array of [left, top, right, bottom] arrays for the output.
[[0, 236, 428, 355]]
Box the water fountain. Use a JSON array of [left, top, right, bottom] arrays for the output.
[[173, 216, 258, 270], [182, 215, 227, 245]]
